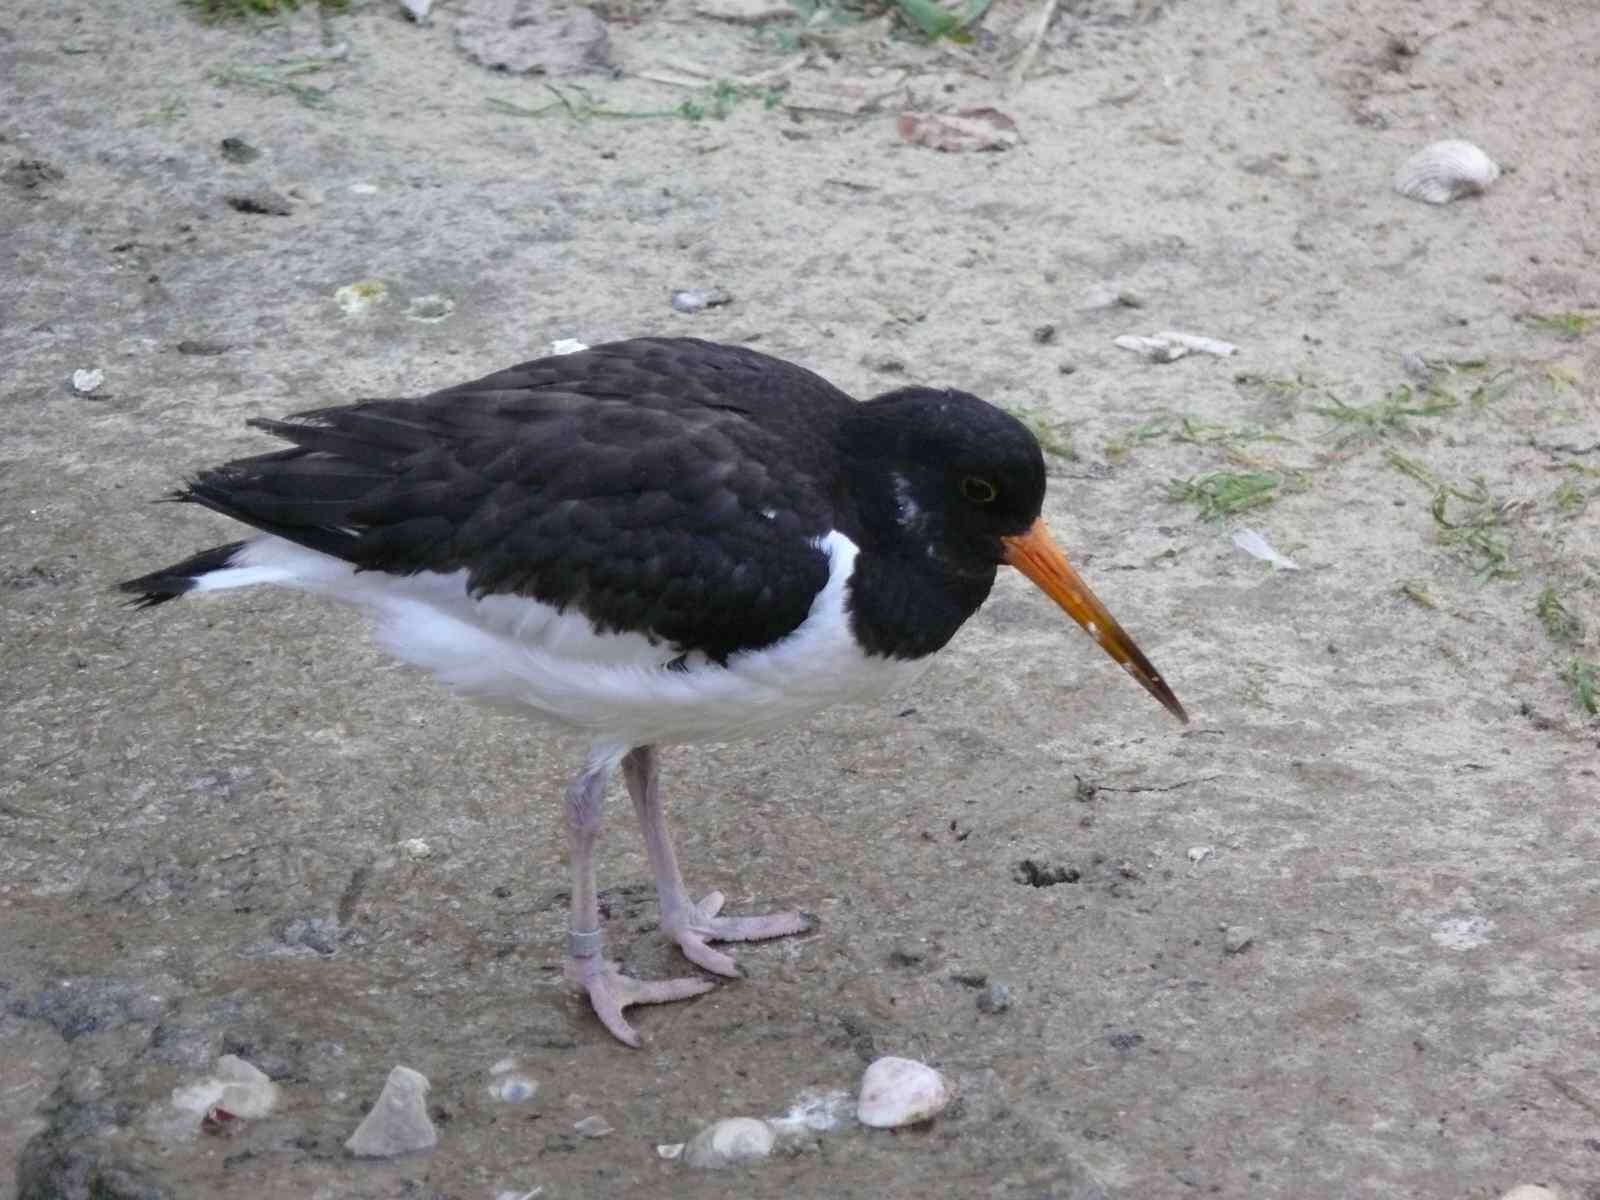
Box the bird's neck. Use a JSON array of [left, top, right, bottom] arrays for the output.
[[845, 553, 995, 659]]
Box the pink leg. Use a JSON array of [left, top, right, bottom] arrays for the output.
[[560, 757, 713, 1047], [622, 745, 813, 978]]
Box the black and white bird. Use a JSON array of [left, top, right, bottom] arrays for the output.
[[121, 337, 1187, 1046]]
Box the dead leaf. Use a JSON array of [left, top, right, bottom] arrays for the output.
[[896, 107, 1019, 152]]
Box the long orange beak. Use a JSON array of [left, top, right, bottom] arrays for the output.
[[1001, 518, 1188, 724]]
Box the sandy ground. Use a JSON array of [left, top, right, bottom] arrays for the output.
[[3, 0, 1599, 1196]]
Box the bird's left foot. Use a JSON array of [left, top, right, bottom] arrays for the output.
[[565, 954, 716, 1048], [662, 891, 814, 977]]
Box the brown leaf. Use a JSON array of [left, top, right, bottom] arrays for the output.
[[895, 107, 1020, 152]]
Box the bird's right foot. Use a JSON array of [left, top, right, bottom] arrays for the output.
[[564, 954, 715, 1048]]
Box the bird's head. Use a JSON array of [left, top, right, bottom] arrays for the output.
[[843, 386, 1188, 724]]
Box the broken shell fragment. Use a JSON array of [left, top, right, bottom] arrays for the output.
[[345, 1065, 437, 1157], [682, 1117, 775, 1168], [1392, 140, 1499, 205]]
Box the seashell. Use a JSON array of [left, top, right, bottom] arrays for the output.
[[682, 1117, 775, 1168], [1392, 140, 1500, 205], [856, 1056, 952, 1128]]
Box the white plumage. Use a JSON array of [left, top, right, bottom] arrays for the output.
[[192, 530, 932, 760]]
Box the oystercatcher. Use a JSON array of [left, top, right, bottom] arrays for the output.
[[121, 337, 1187, 1046]]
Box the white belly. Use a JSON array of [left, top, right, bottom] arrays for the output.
[[203, 531, 932, 752]]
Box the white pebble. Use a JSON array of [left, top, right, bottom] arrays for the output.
[[573, 1115, 613, 1138], [682, 1117, 775, 1168], [549, 338, 590, 356], [345, 1065, 437, 1157], [398, 837, 433, 860], [71, 368, 104, 393], [856, 1056, 952, 1128], [1499, 1188, 1560, 1200], [1187, 845, 1215, 865], [656, 1142, 685, 1160]]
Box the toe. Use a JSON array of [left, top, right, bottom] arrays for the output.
[[679, 932, 744, 978], [592, 996, 643, 1048], [570, 958, 717, 1048], [709, 909, 811, 942]]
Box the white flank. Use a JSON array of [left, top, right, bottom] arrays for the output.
[[195, 533, 930, 752]]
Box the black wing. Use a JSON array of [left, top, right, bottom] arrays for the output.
[[179, 339, 856, 661]]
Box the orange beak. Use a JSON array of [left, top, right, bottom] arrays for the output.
[[1001, 518, 1188, 724]]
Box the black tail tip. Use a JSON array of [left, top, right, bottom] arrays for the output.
[[117, 540, 247, 609]]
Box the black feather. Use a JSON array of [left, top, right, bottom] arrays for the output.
[[118, 541, 248, 608]]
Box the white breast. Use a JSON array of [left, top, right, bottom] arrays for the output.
[[202, 532, 932, 753]]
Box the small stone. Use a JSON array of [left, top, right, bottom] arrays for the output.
[[573, 1115, 613, 1138], [225, 190, 293, 216], [345, 1066, 437, 1157], [399, 0, 434, 22], [656, 1142, 685, 1160], [856, 1056, 952, 1128], [349, 182, 380, 195], [219, 137, 260, 164], [5, 158, 65, 191], [886, 945, 925, 969], [682, 1117, 775, 1168], [1498, 1187, 1559, 1200], [1187, 846, 1214, 865], [1032, 323, 1057, 344], [1222, 925, 1256, 955], [398, 837, 433, 860], [71, 368, 104, 394], [176, 340, 229, 356], [976, 982, 1011, 1014], [670, 287, 732, 314]]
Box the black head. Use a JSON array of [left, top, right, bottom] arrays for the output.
[[838, 386, 1047, 574], [837, 383, 1189, 724]]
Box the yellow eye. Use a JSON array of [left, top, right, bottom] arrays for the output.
[[961, 476, 998, 504]]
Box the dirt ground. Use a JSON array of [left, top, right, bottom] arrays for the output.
[[3, 0, 1599, 1196]]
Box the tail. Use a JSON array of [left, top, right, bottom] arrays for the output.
[[118, 540, 254, 608]]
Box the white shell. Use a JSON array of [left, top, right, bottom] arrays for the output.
[[682, 1117, 775, 1168], [345, 1065, 437, 1157], [170, 1054, 279, 1125], [1392, 140, 1500, 205], [856, 1056, 952, 1128]]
